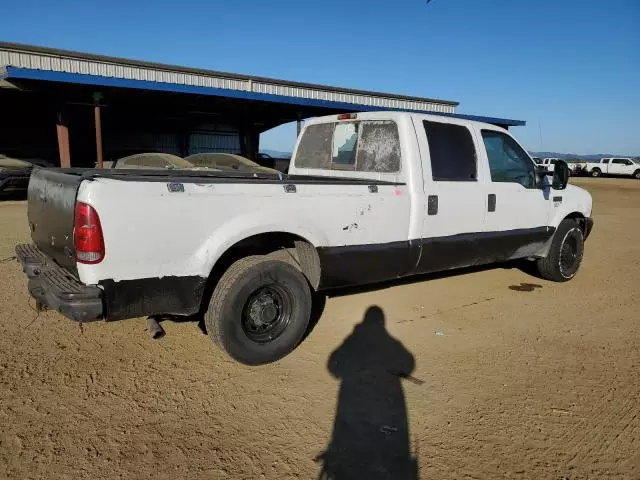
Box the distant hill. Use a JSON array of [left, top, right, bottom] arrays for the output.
[[260, 149, 291, 159], [530, 152, 639, 161]]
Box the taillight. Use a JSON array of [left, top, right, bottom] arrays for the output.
[[74, 202, 105, 264], [337, 113, 357, 120]]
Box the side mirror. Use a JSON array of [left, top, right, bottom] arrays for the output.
[[552, 160, 569, 190]]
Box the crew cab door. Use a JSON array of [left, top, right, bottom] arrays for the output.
[[414, 118, 486, 273], [477, 128, 552, 261], [610, 158, 633, 175]]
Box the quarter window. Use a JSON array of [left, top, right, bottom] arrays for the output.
[[423, 121, 477, 181]]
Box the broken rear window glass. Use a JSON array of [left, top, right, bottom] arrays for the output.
[[332, 122, 358, 169]]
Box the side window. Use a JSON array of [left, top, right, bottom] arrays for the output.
[[612, 159, 624, 165], [481, 130, 536, 188], [294, 123, 333, 169], [423, 121, 477, 181], [295, 120, 401, 173], [603, 159, 610, 164]]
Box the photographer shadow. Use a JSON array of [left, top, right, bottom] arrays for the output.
[[316, 306, 418, 480]]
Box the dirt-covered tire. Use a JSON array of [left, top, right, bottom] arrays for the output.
[[536, 219, 585, 282], [204, 256, 312, 365], [633, 169, 640, 180], [591, 168, 601, 177]]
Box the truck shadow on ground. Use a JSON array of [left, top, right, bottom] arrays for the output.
[[315, 306, 419, 480], [328, 259, 541, 299], [157, 260, 538, 339]]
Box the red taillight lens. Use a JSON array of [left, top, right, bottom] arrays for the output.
[[337, 113, 357, 120], [74, 202, 105, 264]]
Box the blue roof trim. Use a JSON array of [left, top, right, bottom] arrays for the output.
[[5, 67, 526, 127]]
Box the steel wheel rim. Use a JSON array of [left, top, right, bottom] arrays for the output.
[[242, 285, 293, 343], [560, 233, 579, 274]]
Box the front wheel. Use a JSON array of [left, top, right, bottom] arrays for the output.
[[205, 256, 312, 365], [633, 169, 640, 180], [535, 219, 585, 282]]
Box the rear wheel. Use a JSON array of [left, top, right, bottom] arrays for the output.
[[591, 168, 601, 177], [205, 256, 312, 365], [535, 219, 584, 282]]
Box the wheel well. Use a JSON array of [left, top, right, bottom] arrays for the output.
[[208, 233, 322, 293], [565, 212, 587, 234]]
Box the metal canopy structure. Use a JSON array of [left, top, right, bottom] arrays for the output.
[[0, 42, 525, 168]]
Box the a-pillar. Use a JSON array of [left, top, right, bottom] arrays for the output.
[[56, 107, 71, 167]]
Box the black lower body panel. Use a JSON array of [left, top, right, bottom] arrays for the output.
[[317, 227, 557, 289], [100, 276, 207, 321], [16, 244, 206, 322], [15, 244, 103, 322], [317, 240, 418, 289]]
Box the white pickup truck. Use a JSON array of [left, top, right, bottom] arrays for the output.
[[584, 158, 640, 179], [16, 111, 593, 365]]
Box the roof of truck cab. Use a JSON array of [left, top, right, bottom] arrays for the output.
[[305, 111, 517, 130]]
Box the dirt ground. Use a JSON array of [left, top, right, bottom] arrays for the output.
[[1, 178, 639, 479]]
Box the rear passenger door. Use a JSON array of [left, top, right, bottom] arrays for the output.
[[415, 119, 487, 273], [478, 129, 552, 261]]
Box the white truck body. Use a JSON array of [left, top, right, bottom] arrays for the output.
[[17, 111, 594, 364]]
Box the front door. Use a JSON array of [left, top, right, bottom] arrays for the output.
[[415, 118, 487, 273], [478, 129, 553, 262]]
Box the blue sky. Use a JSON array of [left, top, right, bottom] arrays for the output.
[[2, 0, 639, 155]]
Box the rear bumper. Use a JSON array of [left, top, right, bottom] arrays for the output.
[[15, 244, 103, 322]]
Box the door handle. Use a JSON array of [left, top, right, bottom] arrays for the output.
[[427, 195, 438, 215], [488, 194, 496, 212]]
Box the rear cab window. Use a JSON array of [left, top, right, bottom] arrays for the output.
[[294, 119, 401, 175]]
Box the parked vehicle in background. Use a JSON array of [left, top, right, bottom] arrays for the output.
[[111, 153, 196, 170], [186, 153, 277, 173], [531, 157, 542, 165], [0, 153, 47, 196], [565, 159, 587, 176], [584, 158, 640, 179], [540, 158, 562, 172], [16, 111, 593, 365]]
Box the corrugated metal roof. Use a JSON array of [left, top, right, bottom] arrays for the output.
[[0, 42, 457, 114]]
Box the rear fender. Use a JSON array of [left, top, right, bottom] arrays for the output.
[[193, 213, 328, 278]]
